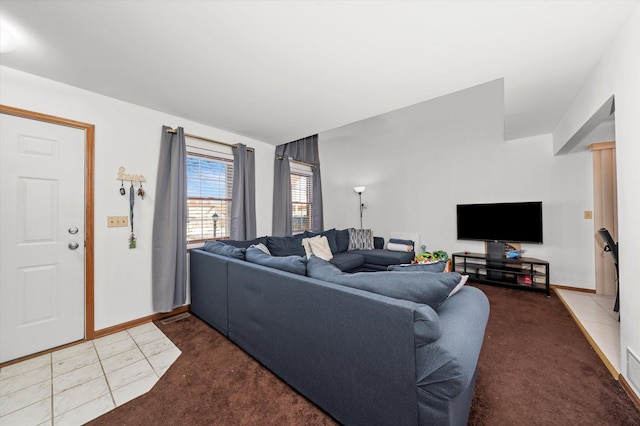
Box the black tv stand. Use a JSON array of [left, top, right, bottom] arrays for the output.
[[452, 252, 550, 296]]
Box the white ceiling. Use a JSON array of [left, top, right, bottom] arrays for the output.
[[0, 0, 637, 145]]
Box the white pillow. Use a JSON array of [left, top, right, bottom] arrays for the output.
[[302, 235, 319, 259], [387, 242, 414, 252], [302, 235, 333, 261], [250, 243, 271, 255], [447, 275, 469, 299]]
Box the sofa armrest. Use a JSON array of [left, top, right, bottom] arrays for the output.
[[415, 286, 489, 399]]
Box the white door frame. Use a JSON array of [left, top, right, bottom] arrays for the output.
[[0, 104, 95, 349]]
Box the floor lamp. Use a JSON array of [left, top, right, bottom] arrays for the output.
[[354, 186, 366, 229]]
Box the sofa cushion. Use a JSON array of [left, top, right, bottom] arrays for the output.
[[307, 256, 464, 310], [246, 247, 307, 276], [350, 248, 414, 267], [267, 234, 306, 257], [222, 236, 268, 249], [329, 252, 365, 272], [348, 228, 374, 250], [335, 229, 350, 253], [306, 254, 346, 280], [388, 262, 447, 273], [298, 258, 441, 344], [322, 228, 339, 253], [203, 241, 246, 259]]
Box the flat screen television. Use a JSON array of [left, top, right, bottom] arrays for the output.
[[456, 201, 543, 244]]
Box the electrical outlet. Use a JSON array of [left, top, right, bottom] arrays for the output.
[[584, 210, 593, 219], [107, 216, 128, 227]]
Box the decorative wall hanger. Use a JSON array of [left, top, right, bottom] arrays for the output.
[[115, 167, 148, 248], [116, 166, 146, 184]]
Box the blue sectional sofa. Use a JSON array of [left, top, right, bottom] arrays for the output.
[[221, 228, 416, 272], [189, 233, 490, 426]]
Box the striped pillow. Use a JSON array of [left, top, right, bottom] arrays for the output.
[[348, 228, 374, 250]]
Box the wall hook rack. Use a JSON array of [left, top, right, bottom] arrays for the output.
[[116, 166, 146, 184]]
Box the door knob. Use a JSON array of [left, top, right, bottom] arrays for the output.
[[68, 242, 80, 250]]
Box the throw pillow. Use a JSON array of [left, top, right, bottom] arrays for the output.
[[203, 241, 246, 260], [387, 262, 447, 273], [335, 229, 350, 253], [348, 228, 374, 250], [245, 247, 307, 276], [389, 238, 414, 246], [250, 242, 271, 255], [302, 235, 333, 261], [447, 274, 468, 299], [307, 256, 467, 309], [386, 242, 414, 252], [301, 235, 318, 259], [222, 236, 268, 249], [266, 234, 306, 257], [305, 229, 339, 254]]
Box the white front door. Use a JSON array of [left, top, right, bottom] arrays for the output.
[[0, 113, 86, 363]]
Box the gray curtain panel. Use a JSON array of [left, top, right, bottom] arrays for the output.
[[272, 135, 324, 236], [152, 126, 187, 312], [230, 143, 257, 240], [272, 134, 323, 236], [311, 163, 323, 232], [272, 144, 292, 236]]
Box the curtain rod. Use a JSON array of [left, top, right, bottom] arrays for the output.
[[166, 128, 253, 152], [277, 155, 315, 168]]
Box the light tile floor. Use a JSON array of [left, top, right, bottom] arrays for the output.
[[0, 322, 181, 426], [555, 289, 620, 376]]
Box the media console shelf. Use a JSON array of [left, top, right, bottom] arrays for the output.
[[452, 252, 550, 296]]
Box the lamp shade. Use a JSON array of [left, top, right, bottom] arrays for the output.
[[353, 186, 366, 194]]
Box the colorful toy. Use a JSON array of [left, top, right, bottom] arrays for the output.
[[414, 250, 449, 263]]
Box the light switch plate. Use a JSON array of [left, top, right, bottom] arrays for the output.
[[107, 216, 128, 227], [584, 210, 593, 219]]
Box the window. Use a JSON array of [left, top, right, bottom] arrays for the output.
[[291, 162, 313, 234], [186, 150, 233, 243]]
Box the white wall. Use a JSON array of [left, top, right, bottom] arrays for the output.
[[0, 66, 275, 331], [553, 5, 640, 396], [576, 120, 616, 149], [320, 79, 595, 289]]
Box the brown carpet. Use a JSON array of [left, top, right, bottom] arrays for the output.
[[89, 284, 639, 425]]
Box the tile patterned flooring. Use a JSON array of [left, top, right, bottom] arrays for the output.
[[0, 322, 181, 426], [555, 288, 620, 376]]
